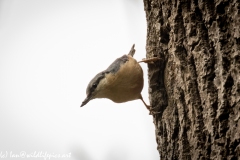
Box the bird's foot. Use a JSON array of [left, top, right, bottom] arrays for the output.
[[139, 96, 160, 115], [138, 57, 161, 64], [148, 108, 161, 115]]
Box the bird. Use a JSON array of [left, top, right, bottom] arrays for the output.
[[80, 44, 160, 114]]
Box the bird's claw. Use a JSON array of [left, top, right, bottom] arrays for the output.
[[138, 57, 161, 64], [148, 108, 160, 115]]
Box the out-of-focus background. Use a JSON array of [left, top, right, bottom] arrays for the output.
[[0, 0, 159, 160]]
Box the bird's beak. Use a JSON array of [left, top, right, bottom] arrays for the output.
[[80, 95, 92, 107]]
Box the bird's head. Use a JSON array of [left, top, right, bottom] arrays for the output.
[[80, 72, 108, 107]]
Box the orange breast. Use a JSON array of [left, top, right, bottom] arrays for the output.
[[104, 55, 144, 103]]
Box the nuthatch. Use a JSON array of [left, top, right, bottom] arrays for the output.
[[80, 44, 159, 114]]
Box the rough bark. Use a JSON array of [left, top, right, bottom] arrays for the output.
[[143, 0, 240, 159]]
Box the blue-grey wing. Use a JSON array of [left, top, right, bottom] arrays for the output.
[[105, 55, 129, 74], [86, 54, 129, 95]]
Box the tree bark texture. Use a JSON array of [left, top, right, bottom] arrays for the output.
[[143, 0, 240, 159]]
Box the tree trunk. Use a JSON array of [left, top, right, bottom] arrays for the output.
[[143, 0, 240, 159]]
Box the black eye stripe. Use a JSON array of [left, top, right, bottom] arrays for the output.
[[89, 74, 103, 93], [90, 83, 97, 92], [86, 71, 106, 96]]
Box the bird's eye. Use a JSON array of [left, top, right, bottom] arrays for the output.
[[92, 83, 97, 88]]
